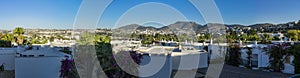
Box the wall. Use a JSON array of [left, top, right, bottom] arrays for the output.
[[0, 49, 16, 70], [259, 52, 269, 68], [15, 57, 64, 78], [140, 54, 172, 78], [172, 52, 208, 70]]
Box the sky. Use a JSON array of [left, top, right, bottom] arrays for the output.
[[1, 0, 300, 29]]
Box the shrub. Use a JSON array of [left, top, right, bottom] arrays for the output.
[[227, 44, 241, 66], [0, 40, 11, 47]]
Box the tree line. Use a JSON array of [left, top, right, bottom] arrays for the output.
[[0, 27, 72, 46], [130, 33, 179, 44]]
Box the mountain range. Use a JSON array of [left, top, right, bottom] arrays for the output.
[[114, 20, 300, 34]]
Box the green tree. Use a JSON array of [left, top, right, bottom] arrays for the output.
[[249, 29, 257, 35], [197, 33, 211, 43], [197, 34, 206, 43], [245, 46, 252, 69], [13, 27, 24, 35], [49, 36, 55, 42], [32, 34, 37, 39], [246, 29, 260, 41], [227, 44, 241, 66], [154, 33, 163, 41], [94, 34, 100, 42], [226, 34, 235, 43], [1, 34, 14, 41], [99, 35, 111, 43], [204, 33, 211, 40], [13, 27, 25, 44], [287, 44, 300, 74], [130, 33, 139, 39], [141, 35, 153, 44], [263, 34, 273, 41], [77, 32, 95, 45], [0, 64, 4, 72], [0, 40, 12, 47], [287, 30, 299, 41], [273, 36, 281, 41], [16, 35, 25, 45], [41, 39, 47, 44], [56, 35, 64, 40], [240, 34, 248, 42], [294, 48, 300, 74], [268, 44, 287, 72], [260, 34, 273, 44], [31, 38, 40, 44], [248, 34, 259, 41]]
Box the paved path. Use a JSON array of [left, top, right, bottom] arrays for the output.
[[198, 65, 292, 78], [171, 70, 205, 78], [219, 65, 292, 78]]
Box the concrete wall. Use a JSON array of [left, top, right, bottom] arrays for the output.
[[209, 45, 226, 59], [172, 52, 208, 70], [259, 52, 269, 68], [283, 56, 295, 74], [140, 55, 172, 78], [139, 52, 208, 77], [15, 57, 64, 78], [0, 49, 16, 70]]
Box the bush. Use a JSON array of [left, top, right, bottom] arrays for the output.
[[0, 64, 4, 72], [227, 44, 241, 66], [96, 42, 142, 78], [0, 40, 11, 47], [60, 48, 72, 54]]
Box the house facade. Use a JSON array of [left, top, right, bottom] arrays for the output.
[[240, 43, 295, 74]]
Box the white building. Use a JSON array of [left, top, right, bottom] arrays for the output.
[[128, 40, 142, 48], [289, 23, 294, 27], [240, 44, 269, 69], [0, 46, 71, 78], [240, 44, 295, 74], [172, 46, 208, 70], [0, 48, 18, 70], [15, 47, 71, 78], [138, 46, 208, 77]]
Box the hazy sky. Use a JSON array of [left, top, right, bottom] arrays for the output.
[[1, 0, 300, 29]]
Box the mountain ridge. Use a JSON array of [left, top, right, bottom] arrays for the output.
[[115, 20, 300, 34]]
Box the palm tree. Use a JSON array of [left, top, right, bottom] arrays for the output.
[[16, 35, 24, 45], [13, 27, 25, 45], [13, 27, 24, 35]]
